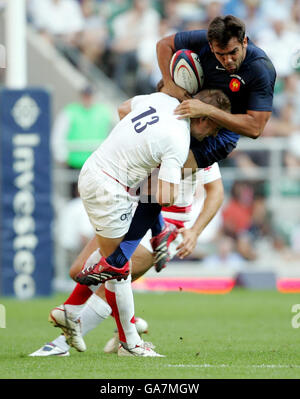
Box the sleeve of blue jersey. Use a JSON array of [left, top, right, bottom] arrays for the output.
[[174, 30, 208, 52], [190, 129, 239, 169], [246, 59, 276, 112]]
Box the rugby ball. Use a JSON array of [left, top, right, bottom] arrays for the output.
[[135, 317, 148, 334], [170, 49, 204, 95]]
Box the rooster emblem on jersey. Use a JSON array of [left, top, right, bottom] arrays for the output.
[[229, 78, 241, 92]]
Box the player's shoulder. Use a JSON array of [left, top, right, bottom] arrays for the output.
[[151, 91, 180, 104], [174, 29, 208, 51], [132, 92, 179, 107], [244, 39, 276, 80], [176, 29, 207, 40]]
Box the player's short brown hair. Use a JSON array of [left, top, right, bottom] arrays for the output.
[[194, 89, 231, 113], [207, 15, 246, 48]]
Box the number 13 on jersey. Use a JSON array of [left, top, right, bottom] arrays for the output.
[[131, 106, 159, 133]]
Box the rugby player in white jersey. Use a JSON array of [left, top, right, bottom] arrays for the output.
[[29, 89, 228, 358], [46, 89, 227, 358], [29, 162, 223, 357]]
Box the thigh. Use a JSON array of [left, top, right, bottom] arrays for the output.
[[69, 236, 99, 279], [96, 234, 125, 258], [79, 167, 137, 239]]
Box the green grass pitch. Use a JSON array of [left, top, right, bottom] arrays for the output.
[[0, 289, 300, 379]]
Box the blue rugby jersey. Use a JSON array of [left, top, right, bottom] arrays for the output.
[[174, 30, 276, 167]]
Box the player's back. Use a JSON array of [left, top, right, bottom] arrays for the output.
[[87, 93, 190, 188]]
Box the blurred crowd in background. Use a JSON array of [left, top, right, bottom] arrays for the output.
[[25, 0, 300, 271]]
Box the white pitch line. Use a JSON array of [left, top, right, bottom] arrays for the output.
[[167, 364, 300, 369]]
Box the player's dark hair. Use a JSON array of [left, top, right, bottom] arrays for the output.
[[207, 15, 245, 47], [194, 89, 231, 113]]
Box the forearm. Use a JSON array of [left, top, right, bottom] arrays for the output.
[[156, 179, 179, 207], [191, 182, 224, 236], [175, 100, 271, 138], [156, 38, 175, 84], [207, 107, 262, 139], [156, 36, 190, 100]]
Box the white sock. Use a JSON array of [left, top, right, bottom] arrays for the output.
[[89, 283, 102, 293], [52, 334, 70, 352], [79, 293, 112, 336], [51, 295, 110, 350], [51, 304, 85, 351], [64, 304, 85, 319], [105, 275, 142, 349]]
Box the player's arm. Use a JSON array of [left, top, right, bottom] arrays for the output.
[[156, 179, 179, 207], [118, 95, 151, 120], [176, 177, 224, 258], [156, 34, 191, 101], [118, 99, 132, 120], [157, 142, 188, 206], [181, 149, 198, 177], [142, 168, 179, 207], [174, 100, 271, 139]]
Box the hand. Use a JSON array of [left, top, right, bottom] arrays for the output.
[[176, 228, 198, 259], [174, 99, 211, 119], [161, 80, 191, 102]]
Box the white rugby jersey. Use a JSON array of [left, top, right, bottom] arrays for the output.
[[162, 162, 221, 225], [86, 93, 190, 188]]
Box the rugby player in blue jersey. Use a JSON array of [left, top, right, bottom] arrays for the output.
[[157, 14, 276, 167], [37, 16, 276, 358], [75, 15, 276, 286]]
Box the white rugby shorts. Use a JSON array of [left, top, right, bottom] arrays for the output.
[[78, 163, 138, 239]]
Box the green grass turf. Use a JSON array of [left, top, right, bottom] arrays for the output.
[[0, 289, 300, 379]]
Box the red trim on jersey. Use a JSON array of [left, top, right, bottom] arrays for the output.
[[64, 283, 92, 306], [204, 166, 212, 171], [163, 218, 185, 229], [162, 204, 192, 213], [105, 288, 126, 343]]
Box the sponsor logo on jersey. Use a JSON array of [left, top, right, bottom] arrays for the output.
[[229, 78, 241, 92]]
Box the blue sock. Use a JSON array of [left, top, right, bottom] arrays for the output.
[[106, 199, 162, 268], [151, 213, 165, 236]]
